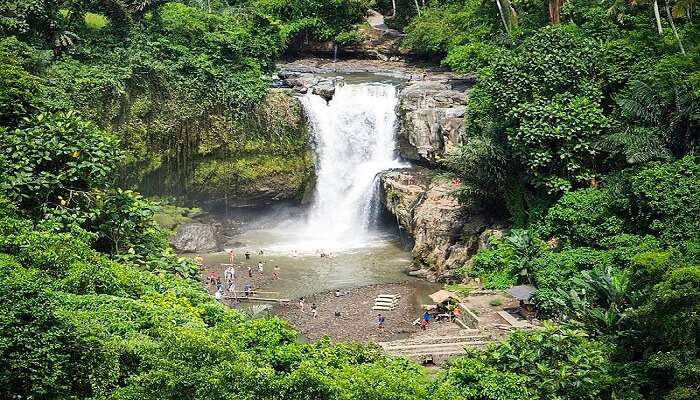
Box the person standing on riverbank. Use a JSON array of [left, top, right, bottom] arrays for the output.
[[224, 266, 233, 284], [257, 261, 264, 275], [421, 310, 430, 330], [299, 297, 305, 312], [273, 265, 280, 280], [228, 250, 235, 265], [377, 314, 385, 329], [247, 265, 252, 277], [311, 303, 317, 319], [245, 250, 251, 260]]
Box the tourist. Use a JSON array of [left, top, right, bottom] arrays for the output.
[[247, 265, 252, 277], [244, 283, 251, 297], [224, 266, 233, 284], [452, 305, 462, 322], [228, 250, 235, 265], [273, 265, 280, 280], [215, 289, 222, 301], [245, 250, 251, 260], [334, 289, 341, 298], [421, 310, 431, 330], [377, 314, 385, 329], [208, 271, 217, 287], [257, 261, 264, 275], [311, 303, 317, 319], [216, 278, 223, 293], [299, 297, 305, 312]]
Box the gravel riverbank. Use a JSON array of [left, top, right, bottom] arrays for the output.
[[273, 282, 429, 342]]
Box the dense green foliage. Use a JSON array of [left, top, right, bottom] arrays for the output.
[[2, 0, 699, 398], [0, 0, 365, 205], [402, 0, 699, 398]]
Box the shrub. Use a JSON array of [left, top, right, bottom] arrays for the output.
[[623, 156, 700, 244], [539, 188, 625, 248]]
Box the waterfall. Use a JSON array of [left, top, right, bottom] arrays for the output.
[[298, 82, 406, 249]]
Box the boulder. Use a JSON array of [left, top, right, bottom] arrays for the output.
[[170, 223, 220, 253], [312, 80, 336, 101]]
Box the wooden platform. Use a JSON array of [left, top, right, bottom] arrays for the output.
[[373, 294, 400, 311], [224, 296, 289, 303]]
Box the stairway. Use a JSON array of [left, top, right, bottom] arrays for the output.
[[378, 331, 492, 361], [372, 294, 400, 311]]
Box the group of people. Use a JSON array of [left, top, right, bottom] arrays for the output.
[[205, 249, 282, 301], [297, 297, 319, 319]]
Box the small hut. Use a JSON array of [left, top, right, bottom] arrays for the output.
[[429, 290, 460, 304], [507, 284, 537, 318]]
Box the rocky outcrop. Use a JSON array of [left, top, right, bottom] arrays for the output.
[[170, 223, 221, 253], [379, 167, 492, 282], [397, 76, 476, 165], [275, 71, 342, 101]]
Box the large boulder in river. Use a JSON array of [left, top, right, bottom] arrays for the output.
[[397, 77, 476, 165], [379, 167, 494, 282], [170, 223, 220, 253]]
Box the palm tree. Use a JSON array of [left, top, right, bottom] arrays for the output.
[[664, 0, 686, 54]]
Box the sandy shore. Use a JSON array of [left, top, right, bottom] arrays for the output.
[[273, 282, 429, 342]]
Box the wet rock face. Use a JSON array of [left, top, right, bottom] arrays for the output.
[[397, 77, 476, 165], [379, 167, 490, 282], [170, 223, 220, 253]]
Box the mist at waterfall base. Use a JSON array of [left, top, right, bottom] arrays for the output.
[[231, 81, 408, 255]]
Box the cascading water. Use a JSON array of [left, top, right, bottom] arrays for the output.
[[296, 82, 406, 250]]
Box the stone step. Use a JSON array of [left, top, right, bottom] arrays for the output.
[[392, 350, 473, 359], [379, 335, 488, 347], [497, 311, 531, 328], [381, 340, 489, 353]]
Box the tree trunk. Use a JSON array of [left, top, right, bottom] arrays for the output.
[[653, 0, 663, 35], [665, 0, 686, 54], [414, 0, 421, 16], [495, 0, 510, 33], [549, 0, 562, 24]]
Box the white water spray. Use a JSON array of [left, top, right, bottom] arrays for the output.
[[294, 82, 405, 249], [244, 81, 407, 253]]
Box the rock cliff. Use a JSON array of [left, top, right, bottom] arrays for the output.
[[379, 167, 492, 281], [396, 76, 476, 165], [135, 90, 314, 209]]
